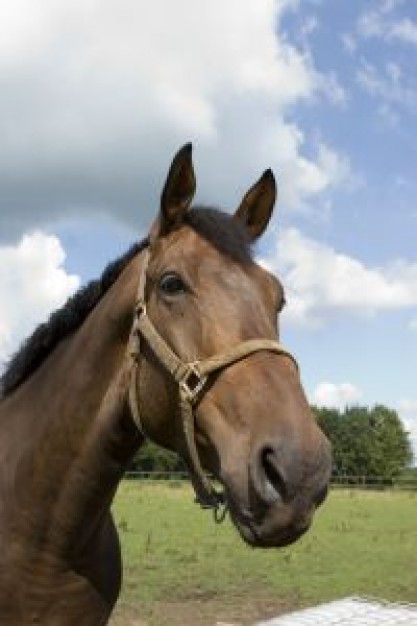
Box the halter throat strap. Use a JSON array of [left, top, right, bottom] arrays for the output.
[[128, 246, 298, 512]]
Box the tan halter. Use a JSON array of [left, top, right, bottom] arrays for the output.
[[128, 246, 298, 516]]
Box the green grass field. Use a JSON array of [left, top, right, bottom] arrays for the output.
[[110, 481, 417, 626]]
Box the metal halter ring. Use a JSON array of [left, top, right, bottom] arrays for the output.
[[179, 365, 208, 404]]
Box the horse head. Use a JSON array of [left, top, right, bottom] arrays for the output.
[[130, 144, 332, 548]]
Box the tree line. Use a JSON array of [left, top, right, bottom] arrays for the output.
[[313, 404, 413, 480], [129, 404, 414, 480]]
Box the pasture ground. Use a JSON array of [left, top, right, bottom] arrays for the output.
[[110, 482, 417, 626]]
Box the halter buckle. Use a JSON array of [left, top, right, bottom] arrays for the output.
[[179, 365, 207, 404], [135, 300, 147, 318]]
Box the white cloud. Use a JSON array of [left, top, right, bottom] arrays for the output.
[[312, 381, 362, 409], [262, 228, 417, 327], [358, 2, 417, 46], [353, 3, 417, 120], [356, 58, 417, 113], [316, 72, 348, 106], [358, 8, 388, 39], [273, 140, 351, 211], [0, 232, 79, 366], [342, 33, 357, 54], [0, 0, 350, 238], [390, 17, 417, 45], [300, 16, 319, 38]]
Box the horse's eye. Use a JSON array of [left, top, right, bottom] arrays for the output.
[[159, 272, 187, 296]]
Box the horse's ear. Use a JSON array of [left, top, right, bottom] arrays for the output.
[[158, 143, 196, 234], [234, 169, 277, 241]]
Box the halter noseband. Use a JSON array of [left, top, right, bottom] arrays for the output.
[[128, 245, 298, 518]]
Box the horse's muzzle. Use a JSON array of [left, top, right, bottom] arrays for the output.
[[224, 438, 332, 548]]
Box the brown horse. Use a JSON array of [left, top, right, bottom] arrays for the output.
[[0, 144, 331, 625]]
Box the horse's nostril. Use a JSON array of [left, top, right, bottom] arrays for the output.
[[261, 448, 287, 504]]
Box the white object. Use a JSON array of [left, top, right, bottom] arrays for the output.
[[256, 597, 417, 625]]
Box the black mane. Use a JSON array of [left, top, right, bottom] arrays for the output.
[[0, 207, 252, 398]]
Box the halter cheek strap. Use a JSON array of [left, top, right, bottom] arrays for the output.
[[128, 246, 298, 515]]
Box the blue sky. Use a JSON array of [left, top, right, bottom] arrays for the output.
[[0, 0, 416, 459]]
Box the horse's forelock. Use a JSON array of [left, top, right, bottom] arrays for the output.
[[185, 206, 253, 265]]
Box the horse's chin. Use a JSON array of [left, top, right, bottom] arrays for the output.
[[224, 490, 312, 549], [231, 513, 309, 548]]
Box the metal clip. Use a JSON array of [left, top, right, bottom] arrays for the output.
[[134, 300, 147, 318], [194, 492, 228, 523], [213, 501, 228, 524], [179, 364, 207, 404]]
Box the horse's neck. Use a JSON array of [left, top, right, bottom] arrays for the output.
[[0, 250, 144, 550]]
